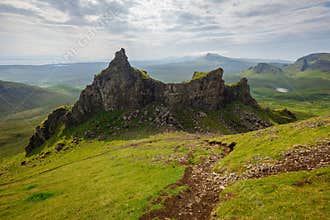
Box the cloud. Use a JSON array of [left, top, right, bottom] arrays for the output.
[[0, 0, 330, 62]]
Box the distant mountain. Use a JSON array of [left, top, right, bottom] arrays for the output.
[[0, 80, 77, 116], [137, 53, 258, 82], [286, 53, 330, 72], [0, 63, 108, 87], [0, 54, 292, 86]]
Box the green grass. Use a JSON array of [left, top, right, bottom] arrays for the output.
[[0, 132, 203, 219], [0, 107, 52, 160], [26, 192, 55, 202], [0, 114, 329, 219], [191, 71, 208, 80], [133, 68, 150, 79], [214, 167, 330, 220], [0, 83, 80, 159], [213, 116, 330, 174], [258, 97, 330, 119]]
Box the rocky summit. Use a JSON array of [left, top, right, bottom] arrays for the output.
[[25, 48, 294, 155]]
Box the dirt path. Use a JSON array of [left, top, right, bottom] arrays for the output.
[[140, 153, 230, 220]]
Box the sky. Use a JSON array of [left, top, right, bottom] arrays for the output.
[[0, 0, 330, 64]]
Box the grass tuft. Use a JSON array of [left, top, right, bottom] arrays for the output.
[[26, 192, 55, 202]]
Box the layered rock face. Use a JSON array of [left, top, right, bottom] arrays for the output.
[[25, 48, 259, 155]]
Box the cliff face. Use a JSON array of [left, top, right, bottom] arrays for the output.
[[25, 48, 260, 155]]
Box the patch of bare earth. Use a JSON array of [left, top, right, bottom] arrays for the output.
[[140, 142, 237, 220]]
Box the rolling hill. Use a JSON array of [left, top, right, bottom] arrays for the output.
[[237, 53, 330, 119], [0, 63, 107, 87], [0, 80, 78, 116], [0, 80, 80, 158]]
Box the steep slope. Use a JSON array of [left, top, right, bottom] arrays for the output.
[[0, 80, 76, 117], [24, 49, 295, 156]]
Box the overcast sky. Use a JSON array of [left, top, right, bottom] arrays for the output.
[[1, 0, 330, 64]]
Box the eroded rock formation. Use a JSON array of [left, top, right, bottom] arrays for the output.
[[68, 49, 257, 124], [25, 48, 261, 155]]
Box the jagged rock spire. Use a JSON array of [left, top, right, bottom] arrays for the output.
[[108, 48, 130, 69]]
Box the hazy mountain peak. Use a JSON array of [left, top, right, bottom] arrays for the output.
[[204, 53, 228, 61]]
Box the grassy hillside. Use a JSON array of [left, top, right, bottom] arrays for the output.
[[0, 116, 328, 219], [0, 108, 48, 160], [0, 132, 198, 219], [210, 116, 330, 218], [214, 167, 330, 219], [213, 116, 329, 174]]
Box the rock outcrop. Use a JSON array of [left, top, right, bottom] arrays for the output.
[[25, 107, 68, 156], [25, 48, 262, 155]]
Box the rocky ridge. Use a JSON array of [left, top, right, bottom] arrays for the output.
[[25, 49, 289, 155]]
